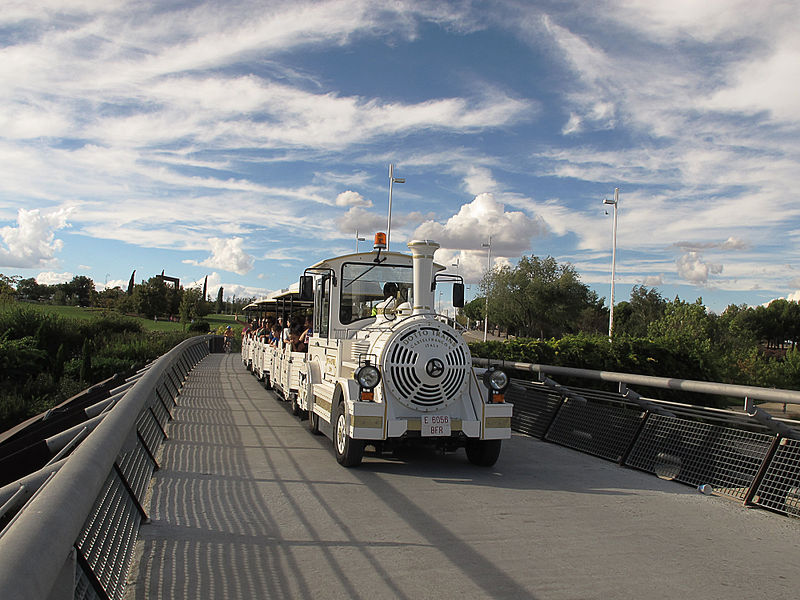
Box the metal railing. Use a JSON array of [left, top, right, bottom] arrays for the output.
[[473, 359, 800, 518], [0, 335, 219, 600]]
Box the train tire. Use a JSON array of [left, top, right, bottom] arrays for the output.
[[333, 401, 363, 467], [465, 439, 502, 467], [309, 411, 321, 435], [291, 395, 301, 417]]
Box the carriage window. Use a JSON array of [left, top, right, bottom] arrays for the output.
[[340, 263, 413, 325], [315, 275, 331, 338]]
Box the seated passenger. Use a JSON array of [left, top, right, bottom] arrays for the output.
[[269, 324, 281, 347], [299, 316, 312, 344], [289, 324, 307, 353]]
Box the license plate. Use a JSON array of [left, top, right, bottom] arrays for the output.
[[421, 415, 450, 437]]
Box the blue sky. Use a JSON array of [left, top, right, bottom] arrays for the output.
[[1, 0, 799, 313]]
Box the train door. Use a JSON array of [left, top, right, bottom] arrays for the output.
[[314, 275, 331, 339]]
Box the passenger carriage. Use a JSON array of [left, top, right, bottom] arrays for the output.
[[242, 284, 313, 408]]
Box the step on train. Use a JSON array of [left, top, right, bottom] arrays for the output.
[[241, 234, 513, 467]]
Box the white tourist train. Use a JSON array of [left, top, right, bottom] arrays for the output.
[[242, 234, 513, 467]]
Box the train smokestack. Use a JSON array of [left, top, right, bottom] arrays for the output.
[[407, 239, 439, 316]]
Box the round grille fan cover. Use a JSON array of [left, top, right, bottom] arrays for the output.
[[381, 320, 470, 411]]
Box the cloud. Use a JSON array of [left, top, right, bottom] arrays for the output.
[[674, 236, 750, 252], [36, 271, 74, 285], [0, 208, 72, 268], [676, 251, 723, 285], [336, 206, 386, 235], [462, 166, 500, 196], [97, 278, 128, 291], [185, 271, 268, 300], [335, 190, 371, 207], [184, 237, 255, 275], [414, 193, 544, 256], [640, 275, 665, 286]]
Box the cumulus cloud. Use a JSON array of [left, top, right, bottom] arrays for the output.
[[676, 251, 723, 285], [0, 208, 72, 269], [185, 271, 268, 300], [336, 206, 386, 235], [184, 237, 255, 275], [335, 190, 371, 207], [36, 271, 74, 285], [413, 193, 544, 256], [97, 278, 128, 291]]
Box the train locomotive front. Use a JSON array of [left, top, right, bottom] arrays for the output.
[[245, 236, 513, 467]]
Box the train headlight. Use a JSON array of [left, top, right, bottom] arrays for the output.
[[482, 366, 509, 402], [355, 364, 381, 390]]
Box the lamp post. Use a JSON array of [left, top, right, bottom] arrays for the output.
[[386, 164, 405, 251], [355, 230, 366, 252], [482, 236, 492, 342], [603, 188, 619, 339]]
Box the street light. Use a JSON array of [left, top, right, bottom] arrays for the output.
[[355, 230, 366, 252], [482, 236, 492, 342], [603, 188, 619, 339], [386, 164, 405, 251]]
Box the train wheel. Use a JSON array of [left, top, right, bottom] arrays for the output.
[[291, 395, 301, 417], [333, 402, 363, 467], [309, 411, 321, 435], [465, 440, 502, 467], [263, 374, 272, 390]]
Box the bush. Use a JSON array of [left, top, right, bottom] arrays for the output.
[[187, 320, 210, 333], [0, 303, 194, 432]]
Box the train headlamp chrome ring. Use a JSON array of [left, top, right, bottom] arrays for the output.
[[355, 364, 381, 389], [482, 366, 509, 393]]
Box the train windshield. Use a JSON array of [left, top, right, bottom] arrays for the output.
[[340, 262, 413, 325]]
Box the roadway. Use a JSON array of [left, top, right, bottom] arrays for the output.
[[126, 353, 800, 600]]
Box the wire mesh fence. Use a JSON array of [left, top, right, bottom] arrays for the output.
[[505, 369, 800, 518], [751, 438, 800, 516]]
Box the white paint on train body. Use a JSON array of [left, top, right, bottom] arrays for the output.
[[241, 237, 512, 467]]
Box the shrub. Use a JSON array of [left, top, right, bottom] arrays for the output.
[[188, 320, 210, 333]]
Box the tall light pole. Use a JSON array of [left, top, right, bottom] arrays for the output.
[[482, 236, 492, 342], [355, 230, 366, 252], [386, 164, 405, 251], [603, 188, 619, 339]]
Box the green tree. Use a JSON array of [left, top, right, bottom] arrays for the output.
[[97, 286, 126, 310], [134, 277, 168, 318], [16, 278, 49, 301], [483, 255, 604, 338], [179, 287, 203, 330], [462, 296, 485, 327], [0, 274, 20, 303], [66, 275, 97, 306], [647, 297, 720, 380], [215, 286, 224, 314], [614, 285, 667, 337]]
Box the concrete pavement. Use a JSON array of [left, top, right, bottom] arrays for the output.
[[126, 353, 800, 600]]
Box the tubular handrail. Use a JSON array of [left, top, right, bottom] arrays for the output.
[[0, 335, 212, 600], [471, 358, 800, 405]]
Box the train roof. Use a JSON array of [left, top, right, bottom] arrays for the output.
[[307, 248, 446, 272], [243, 282, 312, 311]]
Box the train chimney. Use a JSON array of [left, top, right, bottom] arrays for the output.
[[407, 239, 439, 315]]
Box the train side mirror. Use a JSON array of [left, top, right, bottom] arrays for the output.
[[453, 282, 465, 308], [299, 275, 314, 301]]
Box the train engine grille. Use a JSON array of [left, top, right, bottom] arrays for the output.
[[382, 322, 470, 411]]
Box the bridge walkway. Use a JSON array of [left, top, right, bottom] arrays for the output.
[[126, 353, 799, 600]]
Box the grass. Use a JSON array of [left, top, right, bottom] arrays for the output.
[[19, 304, 244, 333]]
